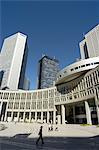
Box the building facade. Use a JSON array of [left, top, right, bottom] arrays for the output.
[[0, 32, 28, 90], [37, 55, 59, 89], [0, 25, 99, 125], [79, 24, 99, 59], [0, 65, 99, 124]]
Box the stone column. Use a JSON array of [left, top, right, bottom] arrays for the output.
[[73, 105, 76, 123], [61, 105, 65, 124], [4, 102, 9, 122], [56, 105, 61, 124], [57, 115, 61, 124], [17, 112, 20, 122], [23, 112, 25, 122], [85, 101, 92, 125], [47, 111, 49, 123], [41, 111, 43, 123], [93, 88, 99, 124], [29, 112, 31, 123], [53, 111, 56, 124], [96, 105, 99, 124], [35, 112, 37, 122], [0, 101, 3, 121], [0, 101, 3, 116]]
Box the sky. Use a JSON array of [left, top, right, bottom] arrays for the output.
[[0, 0, 99, 89]]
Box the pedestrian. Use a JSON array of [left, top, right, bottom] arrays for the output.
[[48, 123, 51, 131], [51, 124, 53, 131], [55, 126, 58, 131], [36, 126, 44, 145]]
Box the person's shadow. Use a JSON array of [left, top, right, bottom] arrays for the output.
[[12, 133, 31, 138]]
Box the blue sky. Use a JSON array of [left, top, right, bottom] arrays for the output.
[[0, 0, 99, 89]]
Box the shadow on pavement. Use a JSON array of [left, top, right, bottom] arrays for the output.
[[0, 124, 7, 131], [0, 134, 99, 150], [12, 133, 31, 138]]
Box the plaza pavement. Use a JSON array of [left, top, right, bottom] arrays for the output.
[[0, 122, 99, 150]]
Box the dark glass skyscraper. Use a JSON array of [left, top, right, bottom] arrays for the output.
[[38, 55, 59, 89]]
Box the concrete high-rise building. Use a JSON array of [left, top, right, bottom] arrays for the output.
[[0, 32, 28, 90], [79, 24, 99, 59], [38, 55, 59, 89]]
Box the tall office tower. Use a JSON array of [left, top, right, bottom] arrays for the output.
[[79, 24, 99, 59], [38, 55, 59, 89], [0, 32, 28, 90]]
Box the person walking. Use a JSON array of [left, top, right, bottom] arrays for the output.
[[36, 126, 44, 145], [48, 123, 51, 131]]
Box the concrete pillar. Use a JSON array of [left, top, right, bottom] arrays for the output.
[[29, 112, 31, 123], [23, 112, 25, 122], [3, 101, 8, 122], [4, 112, 7, 122], [56, 105, 61, 124], [41, 111, 43, 123], [53, 111, 56, 124], [0, 101, 3, 116], [85, 101, 92, 125], [0, 101, 7, 121], [57, 115, 61, 124], [96, 105, 99, 124], [17, 112, 20, 122], [73, 105, 76, 123], [93, 87, 99, 124], [35, 112, 37, 121], [61, 105, 65, 124], [47, 111, 49, 123], [0, 101, 3, 121]]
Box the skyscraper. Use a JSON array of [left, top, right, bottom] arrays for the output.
[[0, 32, 28, 90], [37, 55, 59, 89], [79, 24, 99, 59]]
